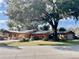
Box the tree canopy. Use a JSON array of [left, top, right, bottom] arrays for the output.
[[42, 0, 79, 41], [59, 27, 66, 31], [7, 0, 79, 41], [7, 0, 46, 30]]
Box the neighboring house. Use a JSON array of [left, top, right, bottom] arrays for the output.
[[58, 31, 75, 40]]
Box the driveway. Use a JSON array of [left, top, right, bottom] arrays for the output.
[[0, 46, 79, 59]]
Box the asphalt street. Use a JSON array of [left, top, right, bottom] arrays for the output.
[[0, 46, 79, 59]]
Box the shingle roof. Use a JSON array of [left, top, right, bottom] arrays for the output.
[[3, 30, 34, 33], [32, 31, 53, 34]]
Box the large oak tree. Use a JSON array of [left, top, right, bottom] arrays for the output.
[[41, 0, 79, 41], [7, 0, 79, 41]]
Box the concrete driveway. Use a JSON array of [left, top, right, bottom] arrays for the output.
[[0, 46, 79, 59]]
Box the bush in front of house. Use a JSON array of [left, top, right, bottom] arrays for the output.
[[20, 38, 29, 42], [59, 39, 67, 42], [30, 36, 40, 41], [42, 38, 48, 41]]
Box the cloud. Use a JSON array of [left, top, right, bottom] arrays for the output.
[[0, 11, 3, 14], [0, 20, 8, 29], [0, 20, 8, 23], [0, 0, 4, 4], [0, 0, 7, 8], [0, 0, 7, 15], [0, 10, 7, 14]]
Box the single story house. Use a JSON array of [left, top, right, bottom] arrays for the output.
[[2, 30, 52, 40], [2, 30, 75, 40], [58, 31, 75, 40]]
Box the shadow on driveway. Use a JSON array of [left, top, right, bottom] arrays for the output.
[[54, 45, 79, 52], [0, 43, 21, 50]]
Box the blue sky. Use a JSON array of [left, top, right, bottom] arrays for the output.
[[0, 0, 79, 30], [0, 0, 8, 29]]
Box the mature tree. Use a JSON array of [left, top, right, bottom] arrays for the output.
[[7, 0, 46, 30], [7, 20, 23, 31], [41, 0, 79, 41], [59, 27, 66, 32], [43, 25, 50, 31], [38, 24, 50, 31], [7, 0, 79, 41], [7, 20, 16, 30]]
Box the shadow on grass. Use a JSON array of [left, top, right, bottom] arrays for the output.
[[38, 44, 70, 46], [38, 40, 79, 51], [52, 40, 79, 52], [0, 43, 21, 50]]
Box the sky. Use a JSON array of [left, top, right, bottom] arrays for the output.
[[0, 0, 79, 30], [0, 0, 8, 29]]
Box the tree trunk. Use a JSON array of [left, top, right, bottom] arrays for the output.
[[49, 20, 60, 41], [53, 27, 59, 41]]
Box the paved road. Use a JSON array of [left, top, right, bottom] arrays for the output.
[[0, 46, 79, 59]]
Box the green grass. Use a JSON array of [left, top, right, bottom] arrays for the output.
[[63, 40, 79, 45], [0, 43, 8, 46]]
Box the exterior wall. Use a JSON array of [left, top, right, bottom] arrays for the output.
[[3, 31, 75, 40], [9, 33, 31, 39], [58, 33, 74, 40], [16, 33, 26, 38], [3, 31, 57, 40], [8, 33, 49, 40], [66, 34, 74, 39], [31, 33, 49, 38]]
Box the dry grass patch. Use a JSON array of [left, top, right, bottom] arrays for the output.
[[1, 40, 78, 46], [7, 40, 67, 46]]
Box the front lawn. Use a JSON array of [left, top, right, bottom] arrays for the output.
[[7, 40, 67, 46], [0, 40, 79, 46]]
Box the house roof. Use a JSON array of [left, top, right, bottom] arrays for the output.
[[3, 30, 35, 33], [32, 31, 53, 34], [57, 31, 75, 34], [3, 30, 75, 35]]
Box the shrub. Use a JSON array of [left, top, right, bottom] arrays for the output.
[[59, 39, 67, 42], [43, 38, 48, 41], [20, 38, 29, 42], [30, 36, 40, 41]]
